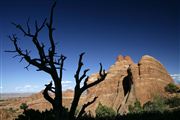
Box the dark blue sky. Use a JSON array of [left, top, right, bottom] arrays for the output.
[[0, 0, 179, 93]]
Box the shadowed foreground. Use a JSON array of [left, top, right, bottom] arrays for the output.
[[15, 108, 180, 120]]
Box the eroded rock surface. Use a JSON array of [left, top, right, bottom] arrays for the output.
[[85, 55, 173, 115]]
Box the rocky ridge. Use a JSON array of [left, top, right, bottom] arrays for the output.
[[85, 55, 173, 115]]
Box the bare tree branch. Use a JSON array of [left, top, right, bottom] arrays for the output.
[[24, 63, 31, 70], [59, 54, 66, 82], [74, 52, 85, 84], [81, 63, 107, 92], [43, 81, 55, 106], [11, 23, 34, 37], [77, 96, 98, 119], [26, 17, 31, 34], [19, 57, 24, 63], [12, 54, 21, 58], [12, 19, 48, 66], [34, 18, 47, 36], [4, 50, 17, 52], [8, 34, 51, 73], [47, 1, 56, 57], [79, 69, 90, 82]]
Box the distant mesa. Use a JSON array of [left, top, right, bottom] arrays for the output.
[[0, 54, 175, 116]]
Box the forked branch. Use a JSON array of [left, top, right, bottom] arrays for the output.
[[81, 63, 107, 92], [69, 53, 107, 119], [77, 96, 98, 119], [42, 81, 55, 107]]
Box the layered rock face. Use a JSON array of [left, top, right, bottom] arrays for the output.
[[131, 55, 173, 104], [85, 55, 173, 115]]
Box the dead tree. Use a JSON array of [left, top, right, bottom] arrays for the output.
[[6, 1, 107, 120], [69, 53, 106, 120]]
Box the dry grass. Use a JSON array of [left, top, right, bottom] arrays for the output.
[[0, 108, 18, 120]]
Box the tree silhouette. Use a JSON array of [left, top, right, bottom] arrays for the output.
[[6, 1, 107, 120]]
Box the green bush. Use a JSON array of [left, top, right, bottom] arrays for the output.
[[143, 96, 167, 113], [128, 100, 143, 113], [129, 97, 167, 114], [20, 103, 28, 111], [165, 96, 180, 108], [152, 96, 167, 112], [95, 103, 116, 118], [143, 101, 156, 112], [165, 83, 179, 93]]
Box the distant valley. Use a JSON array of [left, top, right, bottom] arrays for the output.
[[0, 93, 34, 100]]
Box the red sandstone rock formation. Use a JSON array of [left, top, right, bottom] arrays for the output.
[[131, 55, 173, 104], [85, 55, 173, 115]]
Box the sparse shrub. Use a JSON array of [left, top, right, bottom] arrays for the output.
[[165, 96, 180, 108], [165, 83, 179, 93], [95, 103, 116, 118], [151, 96, 167, 112], [128, 100, 143, 113], [16, 107, 70, 120], [143, 96, 167, 113], [8, 107, 16, 112], [143, 101, 155, 112], [20, 103, 28, 111], [129, 96, 167, 114]]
